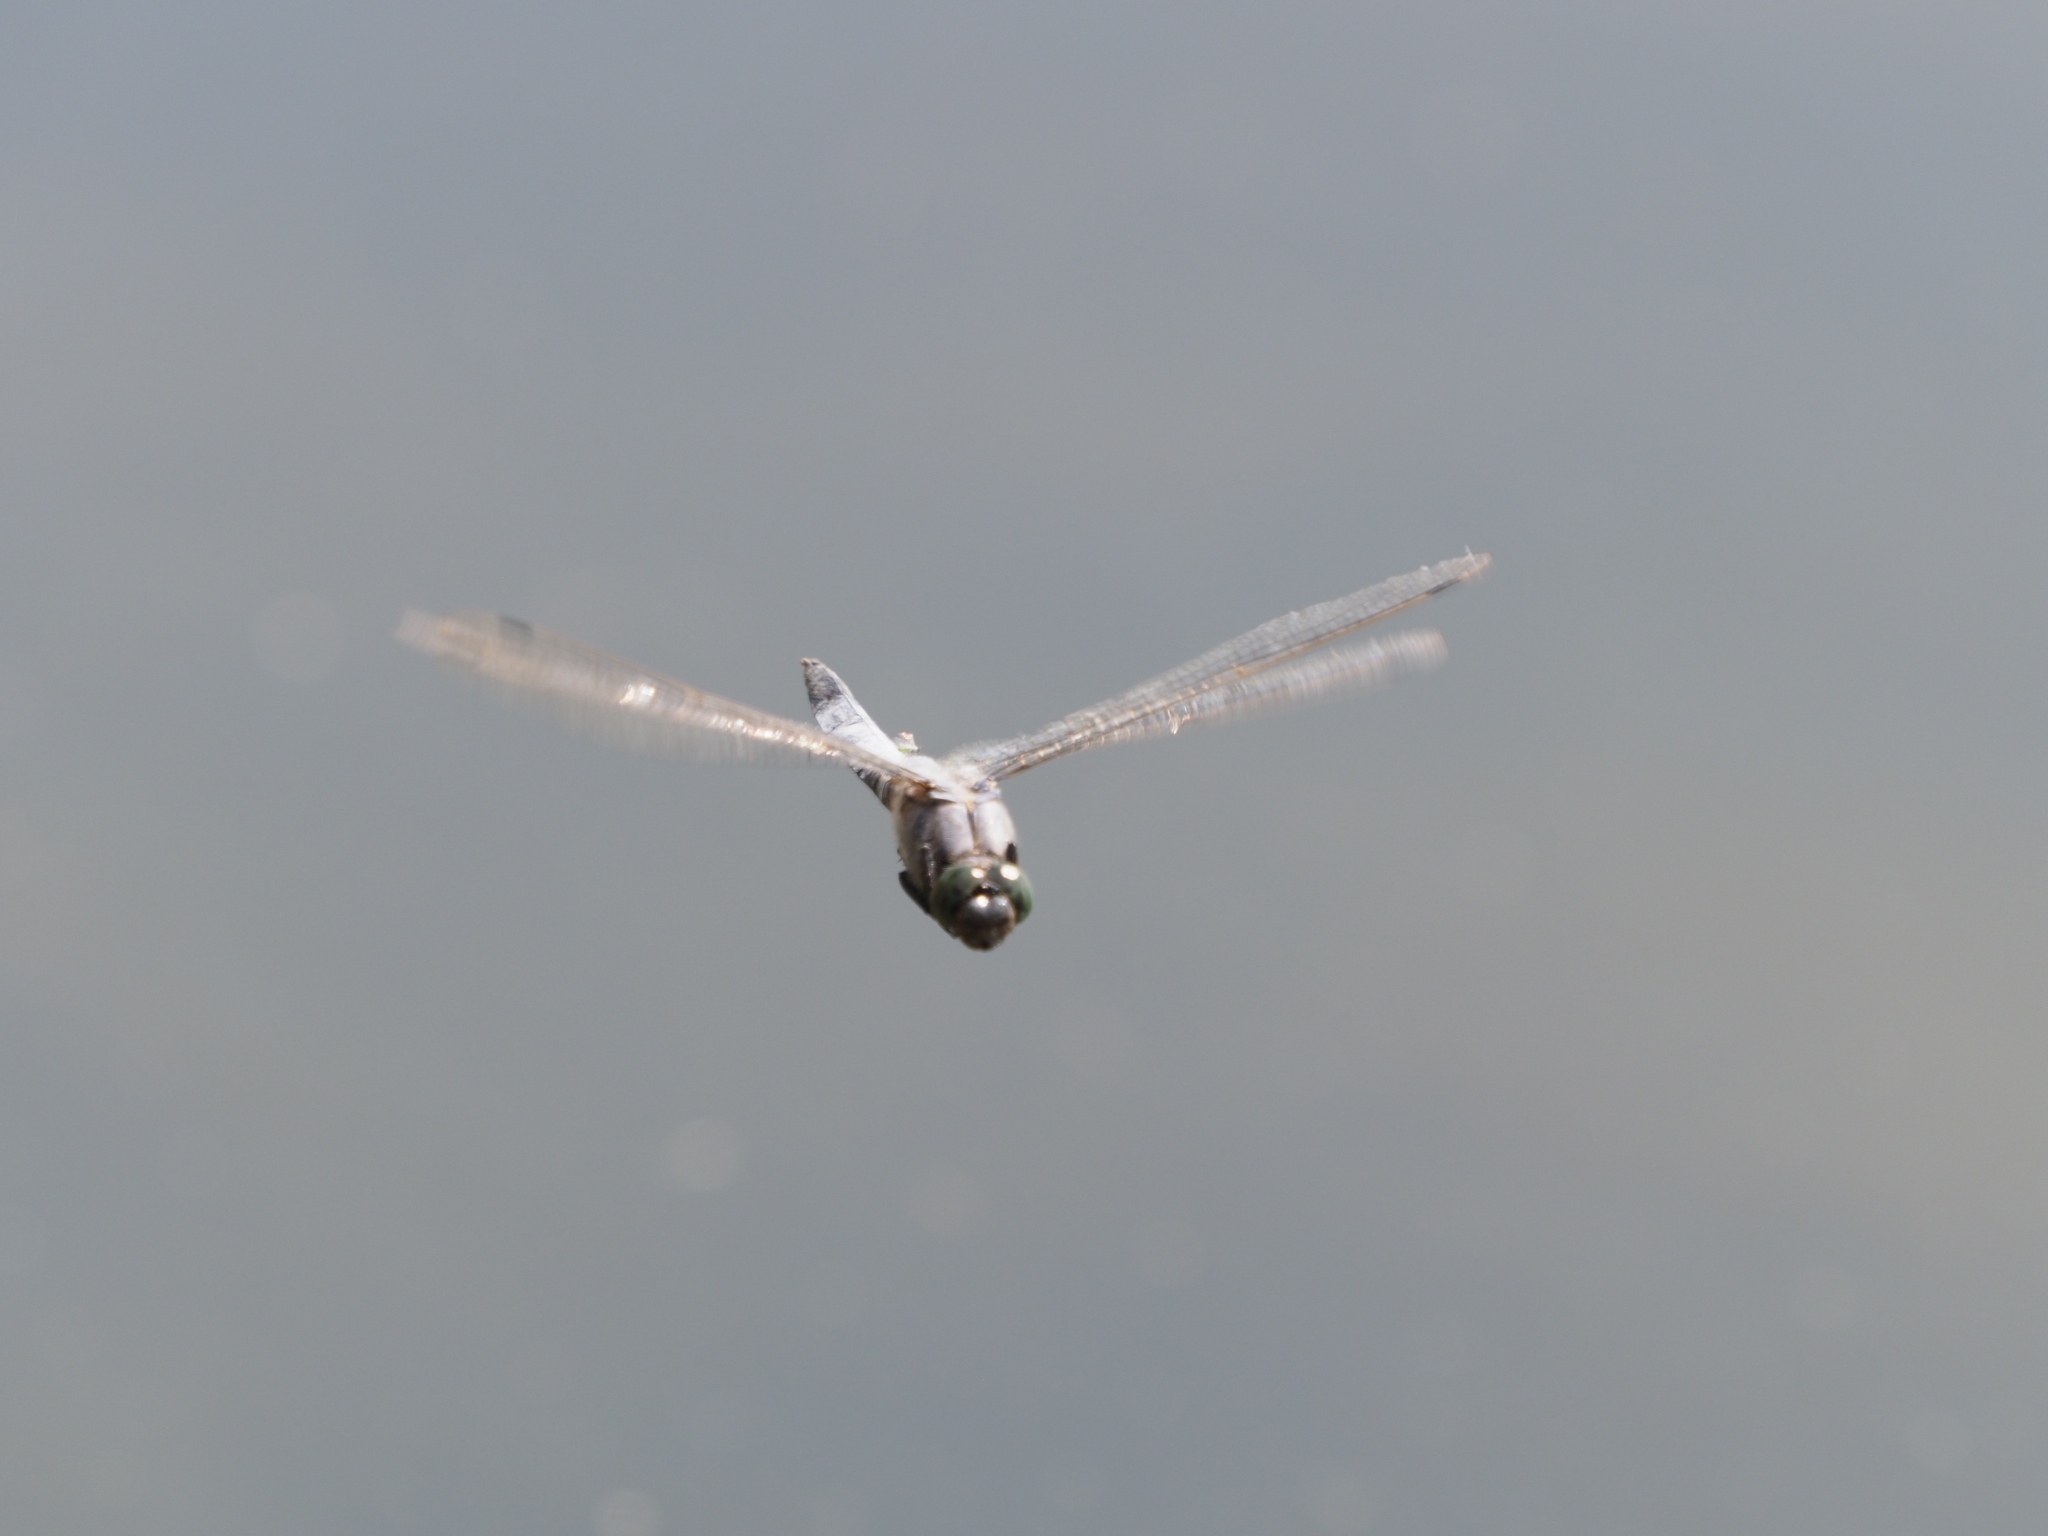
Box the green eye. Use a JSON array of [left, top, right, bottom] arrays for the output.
[[998, 863, 1034, 923], [928, 860, 989, 930], [927, 858, 1034, 936]]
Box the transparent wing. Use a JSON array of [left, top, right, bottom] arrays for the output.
[[951, 551, 1488, 781], [1014, 628, 1448, 753], [397, 610, 949, 793]]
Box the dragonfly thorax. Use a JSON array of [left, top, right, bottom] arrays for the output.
[[892, 793, 1030, 949]]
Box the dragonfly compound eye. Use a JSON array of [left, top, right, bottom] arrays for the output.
[[930, 859, 1024, 949], [994, 861, 1034, 923]]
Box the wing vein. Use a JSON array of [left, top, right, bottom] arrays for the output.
[[397, 610, 945, 792], [950, 551, 1488, 779]]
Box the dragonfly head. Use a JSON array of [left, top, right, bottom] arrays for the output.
[[930, 855, 1035, 950]]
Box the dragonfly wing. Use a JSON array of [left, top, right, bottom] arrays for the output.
[[951, 551, 1487, 780], [1029, 628, 1448, 752], [398, 610, 950, 793]]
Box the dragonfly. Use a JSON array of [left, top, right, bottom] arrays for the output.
[[398, 551, 1490, 950]]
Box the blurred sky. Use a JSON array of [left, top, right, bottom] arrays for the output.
[[3, 3, 2047, 1533]]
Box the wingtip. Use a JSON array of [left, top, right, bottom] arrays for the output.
[[1420, 550, 1491, 597], [1394, 627, 1450, 669], [394, 608, 444, 654], [1437, 549, 1492, 586], [396, 609, 526, 665]]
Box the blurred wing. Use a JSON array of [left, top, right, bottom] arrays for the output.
[[952, 551, 1488, 781], [1017, 628, 1448, 753], [397, 610, 949, 793]]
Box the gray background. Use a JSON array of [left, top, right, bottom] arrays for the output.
[[3, 2, 2046, 1532]]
